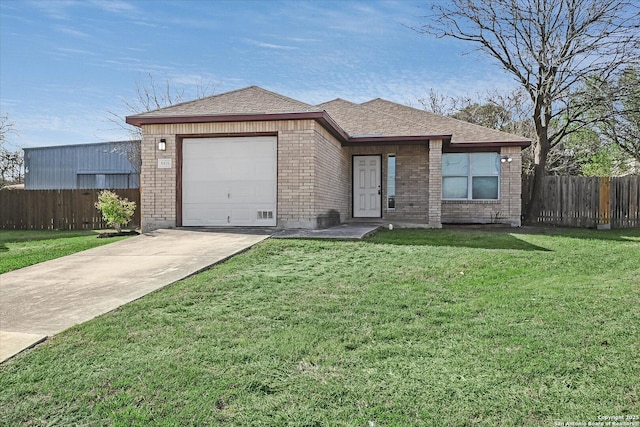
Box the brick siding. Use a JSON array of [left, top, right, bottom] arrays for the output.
[[139, 121, 522, 231], [312, 125, 350, 227], [441, 146, 522, 226], [347, 143, 432, 225], [139, 120, 352, 231], [428, 140, 443, 227]]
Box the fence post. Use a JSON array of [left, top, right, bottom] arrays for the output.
[[597, 177, 611, 230]]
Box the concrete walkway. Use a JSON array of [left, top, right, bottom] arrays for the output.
[[273, 223, 382, 239], [0, 229, 269, 363]]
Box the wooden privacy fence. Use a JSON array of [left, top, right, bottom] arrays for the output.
[[0, 189, 141, 230], [522, 175, 640, 228]]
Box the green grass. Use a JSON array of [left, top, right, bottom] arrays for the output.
[[0, 228, 638, 426], [0, 230, 132, 274]]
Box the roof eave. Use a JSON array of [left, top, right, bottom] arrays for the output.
[[344, 136, 531, 147], [448, 140, 532, 148], [343, 135, 448, 146], [126, 111, 319, 126], [125, 112, 531, 148], [125, 111, 351, 142]]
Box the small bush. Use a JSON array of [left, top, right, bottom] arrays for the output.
[[95, 190, 136, 233]]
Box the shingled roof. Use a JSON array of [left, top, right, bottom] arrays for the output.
[[129, 86, 320, 118], [317, 98, 443, 138], [126, 86, 530, 146], [361, 98, 529, 144]]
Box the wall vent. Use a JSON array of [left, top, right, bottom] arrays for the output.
[[257, 210, 274, 220]]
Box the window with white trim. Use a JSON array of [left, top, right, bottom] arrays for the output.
[[442, 153, 500, 200]]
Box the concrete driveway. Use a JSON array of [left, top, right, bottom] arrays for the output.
[[0, 229, 270, 363]]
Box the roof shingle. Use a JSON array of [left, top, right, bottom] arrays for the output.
[[129, 86, 320, 118], [126, 86, 530, 145], [316, 98, 437, 137], [360, 98, 530, 144]]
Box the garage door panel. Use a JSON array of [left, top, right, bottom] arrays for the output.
[[254, 159, 276, 176], [186, 161, 254, 182], [183, 140, 214, 159], [253, 181, 276, 198], [183, 204, 276, 226], [224, 142, 251, 157], [229, 208, 252, 223], [183, 183, 228, 204], [184, 181, 275, 204], [252, 144, 276, 158], [182, 137, 277, 226], [230, 180, 273, 198], [229, 162, 256, 179], [182, 205, 227, 226]]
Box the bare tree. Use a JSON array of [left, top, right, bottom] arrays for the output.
[[0, 149, 24, 186], [430, 85, 634, 175], [0, 114, 23, 187], [416, 0, 640, 223], [0, 114, 17, 146], [416, 89, 453, 116], [417, 88, 542, 169], [590, 67, 640, 163], [418, 88, 537, 139], [105, 74, 218, 172], [110, 140, 142, 174], [106, 73, 189, 141], [452, 102, 511, 130]]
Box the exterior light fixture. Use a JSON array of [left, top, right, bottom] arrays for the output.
[[158, 138, 166, 151], [500, 156, 512, 163]]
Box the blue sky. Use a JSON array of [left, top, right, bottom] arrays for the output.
[[0, 0, 517, 149]]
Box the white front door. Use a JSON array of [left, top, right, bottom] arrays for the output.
[[353, 155, 381, 218]]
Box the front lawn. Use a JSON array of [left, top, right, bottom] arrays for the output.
[[0, 228, 638, 425], [0, 230, 133, 274]]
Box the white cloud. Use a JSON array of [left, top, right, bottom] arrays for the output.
[[56, 26, 91, 37], [12, 109, 132, 148], [51, 47, 101, 58], [3, 0, 521, 150], [24, 0, 76, 20], [285, 37, 322, 43], [266, 65, 517, 108], [132, 20, 162, 29], [243, 38, 298, 50], [88, 0, 137, 14]]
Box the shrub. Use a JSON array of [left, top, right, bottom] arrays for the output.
[[95, 190, 136, 233]]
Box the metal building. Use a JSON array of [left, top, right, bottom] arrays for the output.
[[24, 141, 140, 190]]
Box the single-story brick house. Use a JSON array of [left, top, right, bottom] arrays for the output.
[[126, 86, 530, 232]]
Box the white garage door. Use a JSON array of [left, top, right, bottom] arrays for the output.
[[182, 136, 277, 226]]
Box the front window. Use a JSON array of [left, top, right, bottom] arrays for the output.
[[387, 154, 396, 209], [442, 153, 499, 200]]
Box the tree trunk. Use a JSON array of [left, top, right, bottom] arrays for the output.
[[524, 131, 550, 224]]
